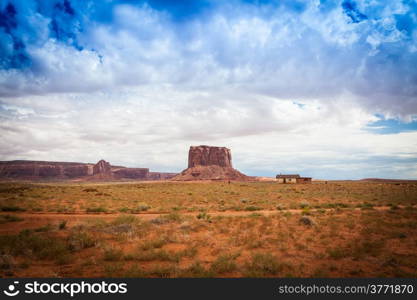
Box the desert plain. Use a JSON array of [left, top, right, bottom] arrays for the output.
[[0, 180, 416, 278]]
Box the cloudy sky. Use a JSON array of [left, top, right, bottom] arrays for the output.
[[1, 0, 417, 179]]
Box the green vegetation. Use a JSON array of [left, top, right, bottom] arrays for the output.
[[58, 220, 67, 230], [0, 230, 69, 261], [210, 253, 239, 274], [245, 206, 262, 211], [0, 214, 24, 224], [0, 205, 26, 212], [1, 181, 415, 214], [244, 253, 283, 277], [86, 207, 107, 213], [0, 181, 416, 278]]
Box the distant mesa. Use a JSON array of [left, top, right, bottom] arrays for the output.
[[0, 146, 249, 181], [173, 145, 250, 181], [93, 159, 111, 175], [0, 159, 177, 181]]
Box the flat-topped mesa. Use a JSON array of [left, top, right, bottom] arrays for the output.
[[188, 145, 232, 168], [173, 145, 249, 181], [0, 159, 178, 181], [93, 159, 111, 175], [0, 160, 92, 179]]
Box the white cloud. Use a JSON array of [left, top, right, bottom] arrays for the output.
[[1, 2, 416, 117], [1, 86, 416, 179], [1, 1, 416, 179]]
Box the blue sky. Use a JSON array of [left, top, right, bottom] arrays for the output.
[[0, 0, 416, 179]]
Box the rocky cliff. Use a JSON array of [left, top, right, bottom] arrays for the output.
[[173, 145, 249, 181], [93, 159, 111, 175], [113, 168, 149, 179], [188, 145, 232, 168], [148, 172, 178, 180], [0, 161, 92, 179], [0, 160, 176, 181]]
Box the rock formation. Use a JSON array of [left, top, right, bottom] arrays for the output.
[[0, 161, 91, 179], [148, 172, 178, 180], [0, 160, 177, 181], [173, 145, 249, 181], [113, 168, 149, 179], [93, 159, 111, 175], [188, 145, 232, 168]]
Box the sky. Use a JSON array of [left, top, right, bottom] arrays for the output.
[[0, 0, 417, 179]]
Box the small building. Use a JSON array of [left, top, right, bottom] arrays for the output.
[[276, 174, 312, 184]]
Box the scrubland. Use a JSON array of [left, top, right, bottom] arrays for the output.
[[0, 181, 416, 277]]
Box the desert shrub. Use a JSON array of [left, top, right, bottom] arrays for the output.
[[56, 254, 72, 265], [179, 246, 198, 258], [124, 264, 147, 277], [0, 185, 31, 194], [0, 254, 15, 270], [86, 207, 107, 213], [151, 212, 182, 225], [299, 216, 315, 226], [327, 248, 349, 259], [131, 203, 151, 213], [134, 249, 181, 262], [0, 230, 69, 261], [147, 265, 179, 278], [180, 261, 214, 278], [58, 220, 67, 230], [276, 204, 286, 210], [249, 213, 262, 218], [323, 203, 349, 209], [118, 207, 130, 213], [352, 240, 385, 259], [0, 214, 24, 224], [0, 205, 26, 212], [210, 254, 238, 274], [67, 230, 97, 251], [390, 232, 407, 239], [301, 208, 311, 216], [34, 224, 54, 232], [244, 253, 283, 277], [328, 239, 385, 260], [357, 202, 374, 209], [111, 215, 138, 225], [299, 201, 310, 209], [196, 212, 211, 221], [245, 206, 261, 211], [104, 263, 123, 276], [164, 212, 182, 222], [83, 188, 98, 193], [103, 246, 124, 261], [390, 204, 400, 210], [171, 206, 181, 211], [140, 237, 169, 251]]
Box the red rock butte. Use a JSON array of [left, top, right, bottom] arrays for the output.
[[173, 145, 249, 181], [188, 145, 233, 168]]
